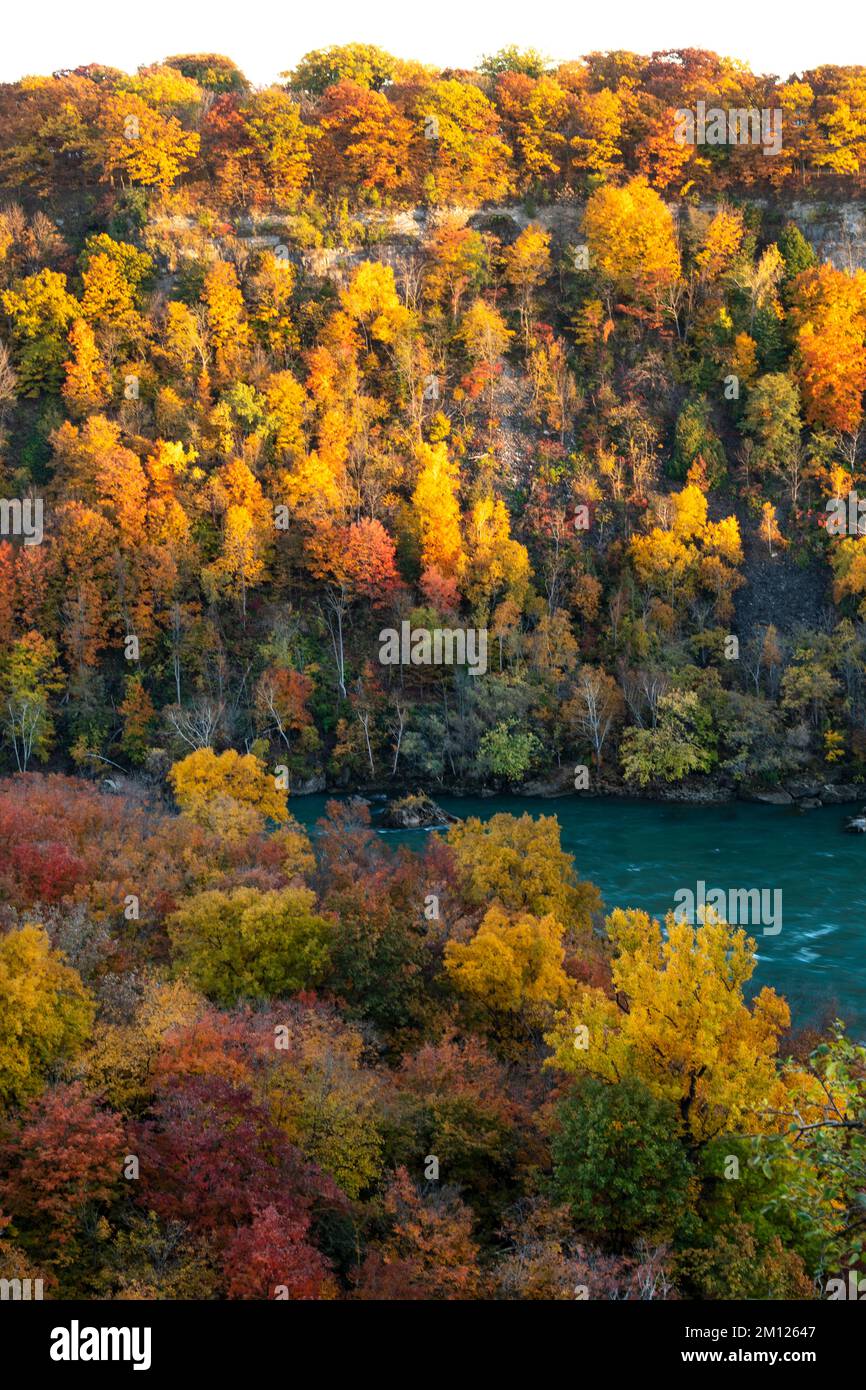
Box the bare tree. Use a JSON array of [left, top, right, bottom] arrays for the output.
[[565, 665, 625, 770], [0, 341, 17, 422], [164, 698, 225, 751]]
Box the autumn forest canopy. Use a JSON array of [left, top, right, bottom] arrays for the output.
[[1, 41, 866, 1305]]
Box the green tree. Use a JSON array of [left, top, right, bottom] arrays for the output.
[[288, 45, 398, 95], [167, 886, 332, 1004], [621, 688, 716, 786], [742, 373, 801, 474], [552, 1078, 694, 1246], [0, 632, 63, 771], [477, 721, 542, 782], [672, 396, 726, 484], [2, 269, 79, 394]]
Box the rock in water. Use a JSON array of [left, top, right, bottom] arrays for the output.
[[844, 807, 866, 833], [379, 793, 460, 829]]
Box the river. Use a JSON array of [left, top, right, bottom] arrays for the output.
[[289, 792, 866, 1037]]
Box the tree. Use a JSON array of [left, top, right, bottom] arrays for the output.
[[481, 47, 550, 79], [671, 397, 726, 484], [630, 526, 692, 606], [742, 373, 802, 474], [424, 218, 490, 319], [412, 81, 513, 205], [0, 925, 94, 1107], [412, 442, 464, 581], [206, 90, 312, 208], [164, 54, 248, 93], [445, 902, 574, 1041], [459, 298, 512, 406], [552, 1079, 694, 1245], [341, 517, 402, 602], [462, 495, 530, 620], [583, 177, 681, 310], [563, 665, 625, 770], [202, 457, 273, 616], [0, 631, 63, 771], [254, 667, 314, 752], [303, 517, 400, 700], [222, 1204, 335, 1299], [446, 812, 600, 928], [570, 88, 623, 178], [788, 263, 866, 432], [201, 260, 249, 373], [62, 319, 111, 415], [134, 1074, 334, 1251], [316, 80, 414, 199], [167, 886, 332, 1004], [357, 1166, 481, 1299], [97, 92, 199, 189], [288, 44, 399, 95], [503, 224, 551, 345], [546, 908, 792, 1146], [2, 268, 79, 394], [0, 1082, 123, 1277], [759, 501, 785, 557], [118, 674, 155, 764], [258, 1001, 384, 1197], [495, 73, 569, 189], [477, 722, 543, 782], [169, 748, 289, 835], [621, 688, 716, 786], [758, 1027, 866, 1274]]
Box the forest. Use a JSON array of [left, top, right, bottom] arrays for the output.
[[0, 42, 865, 1302]]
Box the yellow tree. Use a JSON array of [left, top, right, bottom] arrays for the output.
[[503, 224, 552, 346], [0, 924, 94, 1107], [759, 501, 785, 557], [546, 908, 791, 1145], [340, 260, 410, 345], [412, 441, 464, 582], [202, 457, 273, 616], [495, 72, 569, 188], [570, 87, 623, 178], [62, 318, 111, 416], [97, 92, 200, 190], [583, 176, 681, 316], [162, 301, 205, 377], [266, 370, 307, 461], [459, 297, 512, 413], [201, 260, 250, 376], [445, 904, 574, 1045], [446, 811, 600, 928], [412, 79, 513, 204], [168, 746, 289, 835], [461, 495, 531, 620], [788, 263, 866, 432], [630, 527, 693, 606]]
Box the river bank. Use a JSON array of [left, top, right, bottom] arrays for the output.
[[292, 764, 866, 809]]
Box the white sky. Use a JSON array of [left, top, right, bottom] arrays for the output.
[[0, 0, 859, 85]]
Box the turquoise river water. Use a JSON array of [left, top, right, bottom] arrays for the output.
[[290, 793, 866, 1037]]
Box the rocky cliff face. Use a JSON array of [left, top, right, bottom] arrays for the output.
[[287, 197, 866, 278]]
